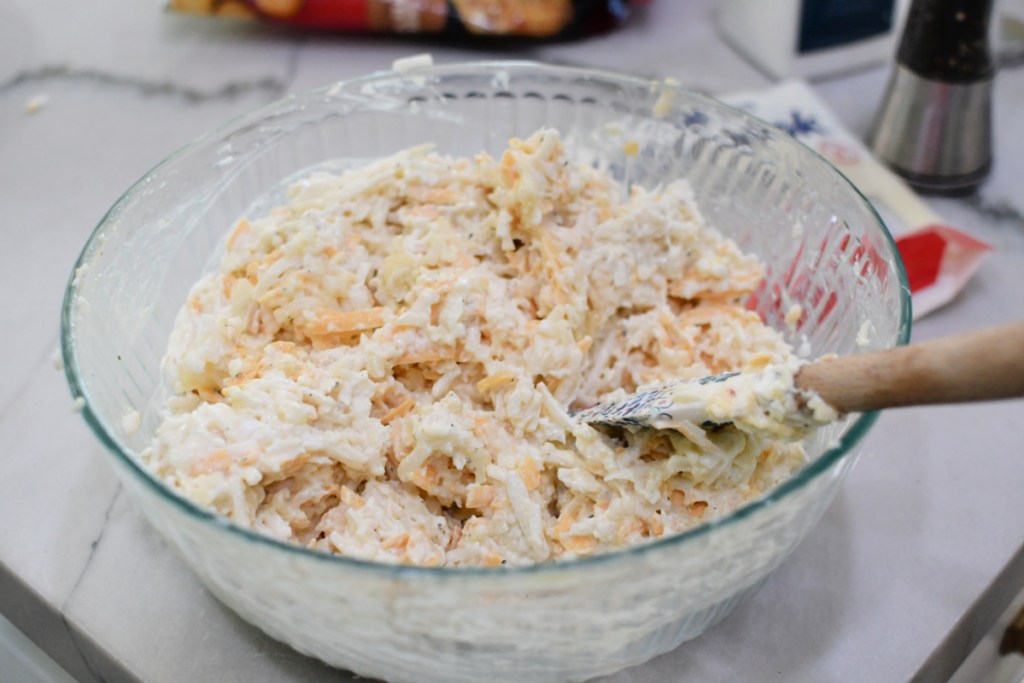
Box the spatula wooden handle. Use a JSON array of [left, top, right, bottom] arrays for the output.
[[795, 322, 1024, 414]]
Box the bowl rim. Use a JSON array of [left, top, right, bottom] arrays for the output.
[[61, 60, 912, 580]]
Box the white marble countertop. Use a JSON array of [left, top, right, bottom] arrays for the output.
[[2, 2, 1023, 682]]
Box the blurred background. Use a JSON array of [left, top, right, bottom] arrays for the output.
[[2, 1, 1024, 681]]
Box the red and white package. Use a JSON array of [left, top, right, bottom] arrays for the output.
[[895, 225, 992, 318], [723, 80, 992, 321], [168, 0, 646, 38]]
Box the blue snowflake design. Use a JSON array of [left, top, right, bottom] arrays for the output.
[[683, 110, 709, 127], [774, 110, 827, 139]]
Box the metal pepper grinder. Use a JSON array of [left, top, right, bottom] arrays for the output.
[[869, 0, 996, 195]]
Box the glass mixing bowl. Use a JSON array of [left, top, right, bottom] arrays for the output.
[[61, 62, 910, 683]]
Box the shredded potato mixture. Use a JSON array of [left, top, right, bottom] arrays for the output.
[[144, 129, 808, 567]]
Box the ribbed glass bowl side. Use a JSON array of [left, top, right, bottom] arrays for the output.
[[62, 62, 910, 683]]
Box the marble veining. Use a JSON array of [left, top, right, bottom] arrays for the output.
[[964, 194, 1024, 230], [54, 472, 123, 683], [61, 486, 122, 616], [59, 614, 103, 683], [0, 63, 290, 104]]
